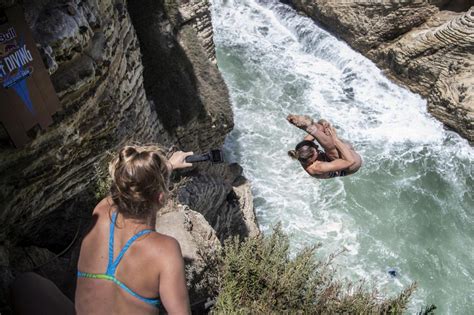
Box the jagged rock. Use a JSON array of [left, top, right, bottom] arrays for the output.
[[285, 0, 474, 141], [127, 0, 233, 149], [176, 163, 259, 242], [179, 0, 216, 63], [377, 8, 474, 139], [232, 180, 259, 238], [156, 205, 220, 263], [1, 0, 167, 252], [156, 204, 220, 306], [155, 195, 256, 305]]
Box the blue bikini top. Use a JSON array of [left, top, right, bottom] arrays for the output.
[[77, 212, 160, 307]]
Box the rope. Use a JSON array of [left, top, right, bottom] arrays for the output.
[[28, 218, 83, 271]]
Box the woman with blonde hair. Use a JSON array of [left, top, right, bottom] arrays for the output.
[[76, 145, 193, 314]]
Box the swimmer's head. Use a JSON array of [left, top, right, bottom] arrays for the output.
[[109, 145, 171, 223], [288, 140, 319, 164]]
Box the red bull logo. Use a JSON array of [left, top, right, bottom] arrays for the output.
[[0, 40, 18, 57]]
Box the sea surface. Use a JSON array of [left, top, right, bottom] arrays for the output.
[[210, 0, 474, 313]]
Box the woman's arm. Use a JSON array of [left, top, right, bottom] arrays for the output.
[[306, 127, 355, 175], [158, 237, 191, 314], [306, 157, 354, 175]]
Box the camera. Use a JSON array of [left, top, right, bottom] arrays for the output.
[[185, 149, 224, 163]]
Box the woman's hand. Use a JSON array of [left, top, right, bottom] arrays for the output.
[[168, 151, 193, 171]]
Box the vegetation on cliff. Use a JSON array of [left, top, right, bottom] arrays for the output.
[[202, 226, 421, 314]]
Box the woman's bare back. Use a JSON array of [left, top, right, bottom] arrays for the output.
[[75, 198, 173, 314]]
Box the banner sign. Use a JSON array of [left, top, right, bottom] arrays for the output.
[[0, 6, 60, 147]]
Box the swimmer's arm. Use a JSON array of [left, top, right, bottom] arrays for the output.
[[306, 132, 355, 175], [306, 159, 353, 175], [329, 128, 354, 166], [304, 134, 315, 141]]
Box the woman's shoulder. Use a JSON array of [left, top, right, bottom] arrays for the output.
[[129, 231, 183, 277], [146, 232, 182, 258], [92, 197, 114, 215]]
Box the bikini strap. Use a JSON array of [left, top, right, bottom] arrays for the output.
[[106, 212, 118, 274], [106, 212, 154, 275], [108, 229, 154, 275]]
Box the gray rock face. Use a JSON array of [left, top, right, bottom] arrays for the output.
[[156, 163, 259, 305], [176, 163, 260, 242], [0, 0, 257, 311], [179, 1, 217, 63], [155, 205, 220, 303], [286, 0, 474, 141], [1, 0, 170, 249], [127, 0, 233, 148]]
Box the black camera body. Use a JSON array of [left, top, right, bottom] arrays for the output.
[[185, 149, 224, 163]]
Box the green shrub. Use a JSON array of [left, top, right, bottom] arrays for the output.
[[93, 155, 113, 201], [205, 225, 417, 314]]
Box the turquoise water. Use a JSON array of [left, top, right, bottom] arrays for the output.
[[210, 0, 474, 313]]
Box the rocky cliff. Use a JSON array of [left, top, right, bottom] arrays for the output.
[[285, 0, 473, 141], [0, 0, 258, 311]]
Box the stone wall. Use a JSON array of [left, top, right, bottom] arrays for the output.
[[285, 0, 473, 141], [0, 0, 258, 312]]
